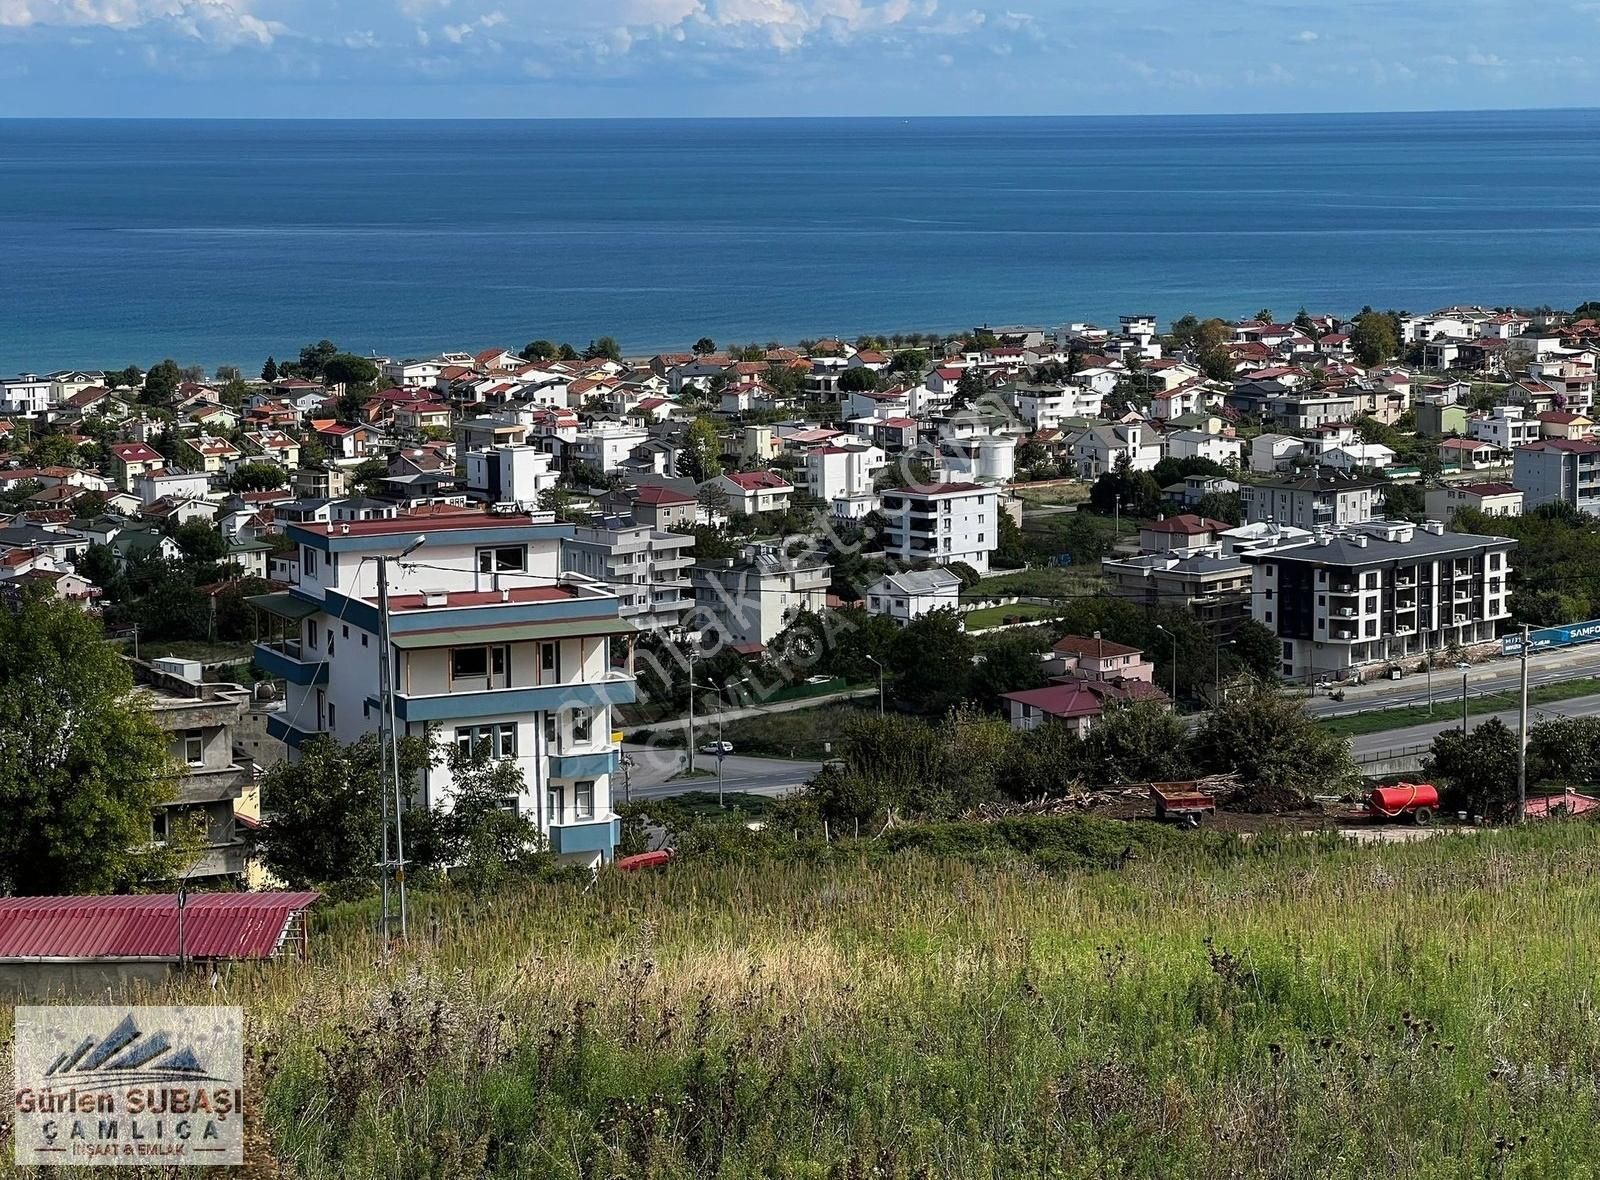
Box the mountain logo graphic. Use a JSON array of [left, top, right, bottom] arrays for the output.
[[40, 1014, 225, 1085]]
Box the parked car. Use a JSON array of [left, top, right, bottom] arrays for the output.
[[700, 740, 734, 756]]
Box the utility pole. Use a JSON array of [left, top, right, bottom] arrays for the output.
[[687, 650, 697, 777], [376, 536, 425, 941], [866, 654, 883, 717], [1517, 624, 1530, 821], [1155, 624, 1177, 708]]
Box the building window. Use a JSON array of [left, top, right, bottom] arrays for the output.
[[547, 784, 564, 825], [1282, 641, 1292, 659], [544, 712, 558, 749], [451, 647, 489, 681], [361, 634, 368, 647], [572, 707, 593, 744], [574, 780, 595, 819], [303, 547, 317, 577], [456, 723, 517, 759], [327, 628, 335, 655], [540, 642, 558, 677], [183, 730, 204, 766], [477, 546, 526, 573], [151, 810, 169, 843]]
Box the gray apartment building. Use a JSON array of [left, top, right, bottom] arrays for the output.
[[561, 514, 695, 633], [1240, 471, 1382, 529], [1513, 439, 1600, 514]]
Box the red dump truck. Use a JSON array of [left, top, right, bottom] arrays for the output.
[[1368, 783, 1440, 825]]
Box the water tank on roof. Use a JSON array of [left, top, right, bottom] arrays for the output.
[[152, 656, 203, 683]]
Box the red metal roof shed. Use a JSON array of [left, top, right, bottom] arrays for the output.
[[0, 893, 320, 961]]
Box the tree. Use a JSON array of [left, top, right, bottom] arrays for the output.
[[1382, 482, 1426, 522], [1187, 682, 1360, 803], [261, 356, 279, 382], [0, 593, 182, 893], [1424, 718, 1520, 819], [1351, 310, 1399, 367], [225, 462, 288, 493], [1079, 698, 1192, 786], [1088, 461, 1162, 519], [295, 339, 340, 379], [693, 337, 717, 356], [994, 508, 1029, 569], [174, 519, 229, 564], [838, 366, 880, 394], [258, 732, 432, 889], [889, 607, 973, 715], [679, 418, 724, 482], [584, 336, 622, 362], [215, 365, 241, 382], [696, 479, 731, 521], [429, 744, 554, 894], [951, 368, 986, 411], [521, 340, 557, 361], [321, 353, 380, 389], [143, 358, 182, 403], [1197, 344, 1236, 383], [558, 343, 580, 361], [891, 348, 928, 374], [1255, 309, 1275, 324], [969, 631, 1048, 710], [1191, 492, 1242, 526]]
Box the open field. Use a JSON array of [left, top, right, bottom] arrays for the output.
[[1013, 481, 1091, 507], [963, 601, 1059, 629], [964, 567, 1108, 601], [13, 818, 1600, 1177]]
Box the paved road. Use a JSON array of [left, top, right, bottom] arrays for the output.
[[1305, 645, 1600, 719], [615, 743, 821, 803], [1347, 692, 1600, 758], [623, 686, 875, 735]]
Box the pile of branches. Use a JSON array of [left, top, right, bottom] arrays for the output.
[[964, 790, 1147, 821]]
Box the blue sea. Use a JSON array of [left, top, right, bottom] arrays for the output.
[[4, 111, 1600, 373]]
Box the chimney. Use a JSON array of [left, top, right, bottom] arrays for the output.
[[1423, 520, 1445, 535], [1352, 534, 1367, 547]]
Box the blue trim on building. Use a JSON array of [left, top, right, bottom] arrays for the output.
[[253, 643, 329, 686], [549, 750, 620, 779], [290, 521, 574, 553], [297, 588, 621, 637], [391, 677, 637, 723], [549, 817, 621, 859], [265, 713, 319, 750]]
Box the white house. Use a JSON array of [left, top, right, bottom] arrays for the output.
[[1469, 406, 1541, 452], [865, 568, 963, 625], [1250, 433, 1306, 474], [136, 469, 211, 507], [1069, 422, 1161, 479], [566, 424, 649, 473], [1320, 443, 1396, 473], [1164, 429, 1241, 467], [805, 444, 884, 502], [714, 470, 794, 516]]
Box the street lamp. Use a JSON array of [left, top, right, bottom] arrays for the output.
[[1154, 624, 1178, 707], [865, 653, 884, 718], [1457, 661, 1472, 733], [691, 680, 726, 808], [1214, 638, 1237, 704]]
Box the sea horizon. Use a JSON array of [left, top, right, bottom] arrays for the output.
[[5, 108, 1600, 372]]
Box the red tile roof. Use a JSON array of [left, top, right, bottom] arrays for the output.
[[110, 442, 161, 462], [1052, 635, 1144, 659], [632, 486, 695, 505], [0, 892, 320, 961], [1142, 514, 1231, 536], [724, 470, 792, 491]]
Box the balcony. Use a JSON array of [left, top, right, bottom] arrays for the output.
[[549, 750, 621, 779], [388, 671, 637, 724], [548, 816, 622, 858], [265, 709, 320, 750], [254, 639, 329, 686]]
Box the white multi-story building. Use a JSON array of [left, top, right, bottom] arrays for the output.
[[1007, 380, 1102, 430], [464, 444, 558, 507], [879, 482, 1000, 573], [688, 545, 830, 649], [1239, 519, 1516, 683], [1469, 406, 1541, 452], [252, 508, 636, 867], [567, 424, 649, 473], [562, 515, 694, 634], [805, 444, 884, 502]]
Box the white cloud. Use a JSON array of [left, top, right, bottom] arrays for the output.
[[0, 0, 285, 44], [1292, 29, 1317, 42]]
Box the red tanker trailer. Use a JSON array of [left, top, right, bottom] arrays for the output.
[[1368, 783, 1440, 825]]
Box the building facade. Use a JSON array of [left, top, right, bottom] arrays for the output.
[[688, 546, 830, 649], [562, 515, 694, 633], [879, 482, 1000, 573], [251, 508, 636, 867], [1514, 439, 1600, 514]]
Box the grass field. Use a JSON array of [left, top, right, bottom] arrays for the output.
[[1013, 481, 1090, 506], [28, 818, 1600, 1177], [646, 700, 873, 760], [1319, 676, 1600, 737], [963, 567, 1108, 601], [963, 601, 1059, 629]]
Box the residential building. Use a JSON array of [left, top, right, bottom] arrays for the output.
[[1164, 429, 1241, 467], [182, 435, 243, 475], [688, 546, 830, 650], [1100, 550, 1254, 635], [879, 482, 1000, 573], [1320, 443, 1396, 473], [250, 507, 636, 867], [805, 444, 883, 503], [1069, 422, 1160, 479], [1044, 634, 1156, 684], [1008, 380, 1103, 430], [109, 442, 165, 492], [1137, 514, 1234, 555], [1249, 433, 1306, 474], [135, 468, 210, 507], [1425, 482, 1524, 523], [1438, 438, 1499, 470], [604, 484, 698, 531], [464, 444, 559, 507], [1239, 519, 1516, 682], [999, 677, 1165, 735], [1469, 406, 1540, 452], [1239, 471, 1381, 529], [1514, 439, 1600, 514], [129, 657, 259, 885], [714, 470, 794, 516], [865, 568, 962, 625], [567, 423, 649, 473], [1537, 411, 1594, 441], [1415, 402, 1470, 438], [562, 516, 694, 633]]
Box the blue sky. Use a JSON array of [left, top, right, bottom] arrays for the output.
[[1, 0, 1597, 117]]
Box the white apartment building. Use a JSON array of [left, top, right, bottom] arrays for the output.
[[879, 482, 1000, 573], [1239, 519, 1516, 683], [1469, 406, 1541, 452], [688, 546, 831, 649], [567, 424, 649, 473], [1007, 380, 1102, 430], [251, 508, 636, 868], [562, 515, 694, 634], [805, 444, 884, 502], [464, 444, 558, 507], [1164, 429, 1241, 467]]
